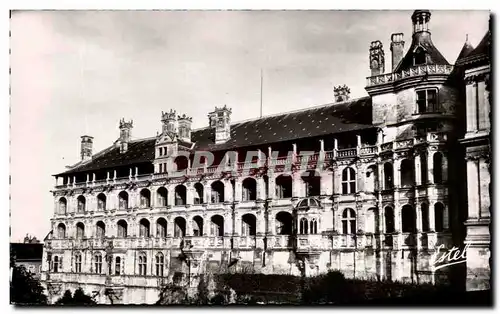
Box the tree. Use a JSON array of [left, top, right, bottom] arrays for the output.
[[10, 264, 48, 305], [55, 288, 97, 305]]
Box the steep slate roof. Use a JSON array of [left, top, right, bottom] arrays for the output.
[[456, 31, 491, 66], [394, 32, 449, 73], [57, 97, 374, 176], [456, 36, 475, 62], [10, 243, 43, 261]]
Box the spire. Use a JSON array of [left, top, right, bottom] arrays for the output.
[[457, 33, 475, 61]]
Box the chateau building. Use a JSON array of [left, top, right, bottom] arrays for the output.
[[41, 10, 491, 304]]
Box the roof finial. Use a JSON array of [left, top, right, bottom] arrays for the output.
[[466, 34, 469, 42]]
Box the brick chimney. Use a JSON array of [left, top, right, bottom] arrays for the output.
[[177, 113, 193, 142], [208, 105, 232, 144], [80, 135, 93, 161], [334, 85, 350, 103], [118, 118, 133, 153], [369, 40, 385, 76], [390, 33, 405, 71]]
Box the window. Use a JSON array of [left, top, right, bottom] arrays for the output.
[[299, 218, 309, 234], [342, 208, 356, 234], [174, 156, 188, 172], [157, 187, 168, 207], [97, 193, 106, 211], [58, 197, 67, 214], [96, 221, 106, 238], [435, 203, 445, 232], [421, 203, 430, 232], [210, 215, 224, 236], [57, 223, 66, 239], [174, 185, 187, 205], [76, 222, 85, 239], [433, 153, 443, 184], [242, 178, 257, 201], [383, 163, 393, 189], [138, 253, 147, 276], [193, 216, 204, 237], [241, 214, 256, 236], [342, 167, 356, 194], [276, 175, 292, 198], [115, 256, 121, 275], [77, 196, 86, 213], [211, 181, 225, 203], [402, 205, 416, 233], [53, 256, 60, 273], [140, 189, 151, 208], [75, 254, 82, 273], [416, 89, 438, 113], [139, 219, 150, 237], [174, 217, 186, 238], [275, 212, 293, 235], [400, 159, 415, 187], [309, 219, 318, 234], [156, 218, 167, 238], [302, 171, 320, 197], [117, 220, 128, 238], [384, 207, 395, 233], [155, 253, 164, 276], [118, 191, 129, 210], [194, 183, 204, 204], [94, 254, 102, 274]]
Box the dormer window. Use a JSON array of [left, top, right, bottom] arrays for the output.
[[413, 47, 426, 66], [416, 89, 439, 113]]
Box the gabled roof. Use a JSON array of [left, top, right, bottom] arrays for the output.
[[57, 97, 375, 176], [394, 32, 449, 73], [456, 31, 491, 67]]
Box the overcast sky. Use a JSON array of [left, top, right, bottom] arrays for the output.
[[10, 10, 489, 241]]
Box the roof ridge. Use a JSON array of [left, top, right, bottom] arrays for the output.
[[215, 96, 370, 127]]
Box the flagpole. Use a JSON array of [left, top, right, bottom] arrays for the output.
[[260, 69, 263, 118]]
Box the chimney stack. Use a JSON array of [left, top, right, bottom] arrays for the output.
[[177, 113, 193, 142], [80, 135, 93, 161], [161, 109, 178, 135], [334, 85, 350, 103], [390, 33, 405, 71], [118, 118, 133, 153], [369, 40, 385, 76], [208, 105, 232, 144]]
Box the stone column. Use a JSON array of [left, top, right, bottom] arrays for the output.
[[292, 172, 301, 198], [393, 158, 401, 188], [442, 153, 449, 182], [267, 171, 276, 200], [429, 202, 436, 232], [427, 149, 434, 184], [224, 180, 233, 203], [478, 158, 491, 219], [414, 154, 422, 186], [466, 160, 480, 219], [394, 204, 401, 233]]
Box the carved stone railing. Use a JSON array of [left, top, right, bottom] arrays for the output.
[[359, 145, 378, 155], [337, 148, 357, 158], [366, 64, 454, 87]]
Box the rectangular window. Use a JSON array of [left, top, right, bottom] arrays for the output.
[[416, 89, 439, 113]]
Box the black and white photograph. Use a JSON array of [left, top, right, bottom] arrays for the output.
[[9, 6, 492, 306]]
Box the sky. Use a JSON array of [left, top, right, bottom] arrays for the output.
[[10, 10, 489, 242]]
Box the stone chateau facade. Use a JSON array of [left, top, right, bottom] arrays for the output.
[[41, 10, 491, 304]]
